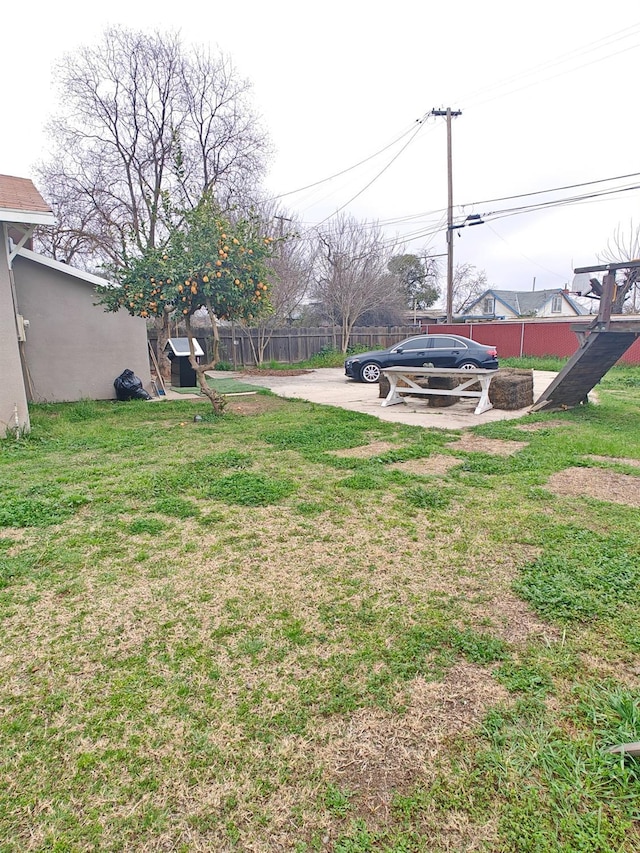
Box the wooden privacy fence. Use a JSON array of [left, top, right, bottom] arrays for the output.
[[148, 326, 417, 367], [147, 319, 640, 366]]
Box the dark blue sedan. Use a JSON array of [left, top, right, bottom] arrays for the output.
[[345, 334, 499, 383]]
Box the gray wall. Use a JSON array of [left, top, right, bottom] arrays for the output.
[[13, 255, 151, 402], [0, 227, 30, 435]]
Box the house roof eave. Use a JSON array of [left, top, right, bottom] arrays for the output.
[[1, 208, 56, 227], [15, 246, 116, 288]]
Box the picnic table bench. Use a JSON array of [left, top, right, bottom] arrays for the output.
[[380, 367, 496, 415]]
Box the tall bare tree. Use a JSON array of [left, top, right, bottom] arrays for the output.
[[452, 263, 488, 314], [313, 216, 398, 352], [599, 221, 640, 314], [242, 208, 314, 365], [36, 27, 270, 270]]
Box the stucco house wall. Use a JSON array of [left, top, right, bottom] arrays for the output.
[[0, 235, 30, 434], [13, 252, 151, 403]]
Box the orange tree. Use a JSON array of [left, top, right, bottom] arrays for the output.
[[99, 196, 275, 412]]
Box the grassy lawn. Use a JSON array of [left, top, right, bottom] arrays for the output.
[[1, 369, 639, 851], [170, 376, 268, 394]]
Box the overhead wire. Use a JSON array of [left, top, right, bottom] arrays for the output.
[[483, 182, 640, 220], [465, 39, 640, 112], [383, 182, 640, 246], [262, 18, 640, 264], [310, 118, 433, 231], [339, 170, 640, 233], [268, 112, 431, 202], [484, 223, 567, 280], [271, 22, 640, 212], [456, 21, 640, 109]]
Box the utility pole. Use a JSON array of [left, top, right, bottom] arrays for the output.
[[431, 108, 461, 323]]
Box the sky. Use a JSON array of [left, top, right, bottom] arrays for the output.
[[3, 0, 640, 295]]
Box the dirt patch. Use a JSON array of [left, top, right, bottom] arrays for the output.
[[547, 467, 640, 507], [585, 455, 640, 469], [446, 434, 528, 456], [330, 441, 397, 459], [321, 662, 509, 824], [473, 588, 558, 645], [224, 395, 286, 416], [514, 419, 571, 432], [389, 454, 460, 476]]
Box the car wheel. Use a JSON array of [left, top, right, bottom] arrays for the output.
[[359, 362, 381, 383], [458, 361, 479, 370]]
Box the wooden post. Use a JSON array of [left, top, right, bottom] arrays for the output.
[[598, 271, 615, 329]]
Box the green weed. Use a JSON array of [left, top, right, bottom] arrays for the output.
[[0, 390, 639, 851], [401, 485, 451, 510], [515, 527, 640, 622], [207, 472, 295, 505]]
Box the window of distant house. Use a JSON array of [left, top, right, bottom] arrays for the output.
[[483, 297, 495, 314], [551, 295, 563, 313]]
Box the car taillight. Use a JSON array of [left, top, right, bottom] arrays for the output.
[[487, 347, 497, 357]]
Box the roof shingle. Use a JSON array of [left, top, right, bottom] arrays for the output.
[[0, 174, 52, 215]]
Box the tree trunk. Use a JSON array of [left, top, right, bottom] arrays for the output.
[[156, 310, 173, 384], [185, 313, 226, 414], [612, 270, 638, 314]]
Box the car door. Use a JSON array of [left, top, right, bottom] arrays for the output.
[[391, 336, 433, 369], [428, 336, 467, 367]]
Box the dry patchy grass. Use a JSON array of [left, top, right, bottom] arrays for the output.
[[547, 467, 640, 507], [445, 434, 529, 456], [3, 390, 640, 851], [389, 455, 461, 477], [330, 441, 399, 459]]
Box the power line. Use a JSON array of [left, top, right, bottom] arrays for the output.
[[263, 21, 640, 241], [309, 119, 430, 231], [267, 22, 640, 213], [456, 22, 640, 110], [268, 113, 430, 202], [364, 170, 640, 230], [385, 182, 640, 246], [463, 171, 640, 208], [485, 182, 640, 219], [466, 39, 640, 112], [485, 223, 567, 280]]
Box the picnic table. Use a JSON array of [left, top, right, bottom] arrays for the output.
[[380, 366, 496, 415]]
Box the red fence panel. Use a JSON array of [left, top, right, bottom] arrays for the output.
[[421, 319, 640, 364], [522, 323, 582, 358], [623, 337, 640, 364]]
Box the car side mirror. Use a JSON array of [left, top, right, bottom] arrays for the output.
[[395, 348, 403, 354]]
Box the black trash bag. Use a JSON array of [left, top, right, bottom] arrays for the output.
[[114, 369, 152, 401]]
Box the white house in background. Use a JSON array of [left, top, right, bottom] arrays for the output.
[[463, 288, 587, 320], [0, 173, 151, 437]]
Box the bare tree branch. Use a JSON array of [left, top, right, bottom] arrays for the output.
[[599, 220, 640, 314], [35, 27, 270, 270], [312, 215, 400, 351], [452, 264, 488, 314]]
